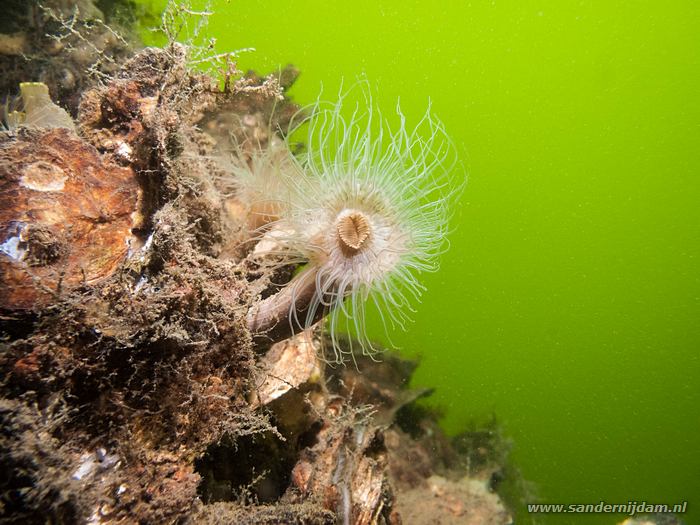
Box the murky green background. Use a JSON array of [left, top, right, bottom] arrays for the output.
[[140, 1, 699, 523]]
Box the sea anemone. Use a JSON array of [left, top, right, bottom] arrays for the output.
[[226, 138, 302, 233], [245, 86, 462, 364]]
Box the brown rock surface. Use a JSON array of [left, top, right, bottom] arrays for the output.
[[0, 127, 141, 310]]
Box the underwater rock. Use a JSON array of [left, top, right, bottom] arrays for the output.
[[77, 44, 218, 171], [0, 0, 135, 115], [286, 400, 397, 525], [1, 39, 266, 523], [191, 501, 336, 524], [395, 475, 512, 525], [0, 32, 27, 56], [0, 127, 141, 310]]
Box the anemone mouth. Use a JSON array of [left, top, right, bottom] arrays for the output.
[[336, 210, 371, 256]]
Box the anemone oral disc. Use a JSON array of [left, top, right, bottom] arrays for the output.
[[337, 211, 371, 254]]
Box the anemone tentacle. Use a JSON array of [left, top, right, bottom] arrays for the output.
[[243, 84, 462, 363]]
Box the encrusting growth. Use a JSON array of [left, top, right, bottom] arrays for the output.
[[245, 86, 462, 363]]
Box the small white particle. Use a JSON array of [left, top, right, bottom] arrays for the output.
[[72, 453, 97, 481], [0, 235, 24, 261], [116, 142, 133, 161], [0, 224, 27, 262], [134, 275, 147, 293]]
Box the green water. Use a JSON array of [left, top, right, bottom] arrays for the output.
[[141, 1, 700, 523]]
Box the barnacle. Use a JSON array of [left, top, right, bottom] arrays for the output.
[[245, 86, 462, 363]]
